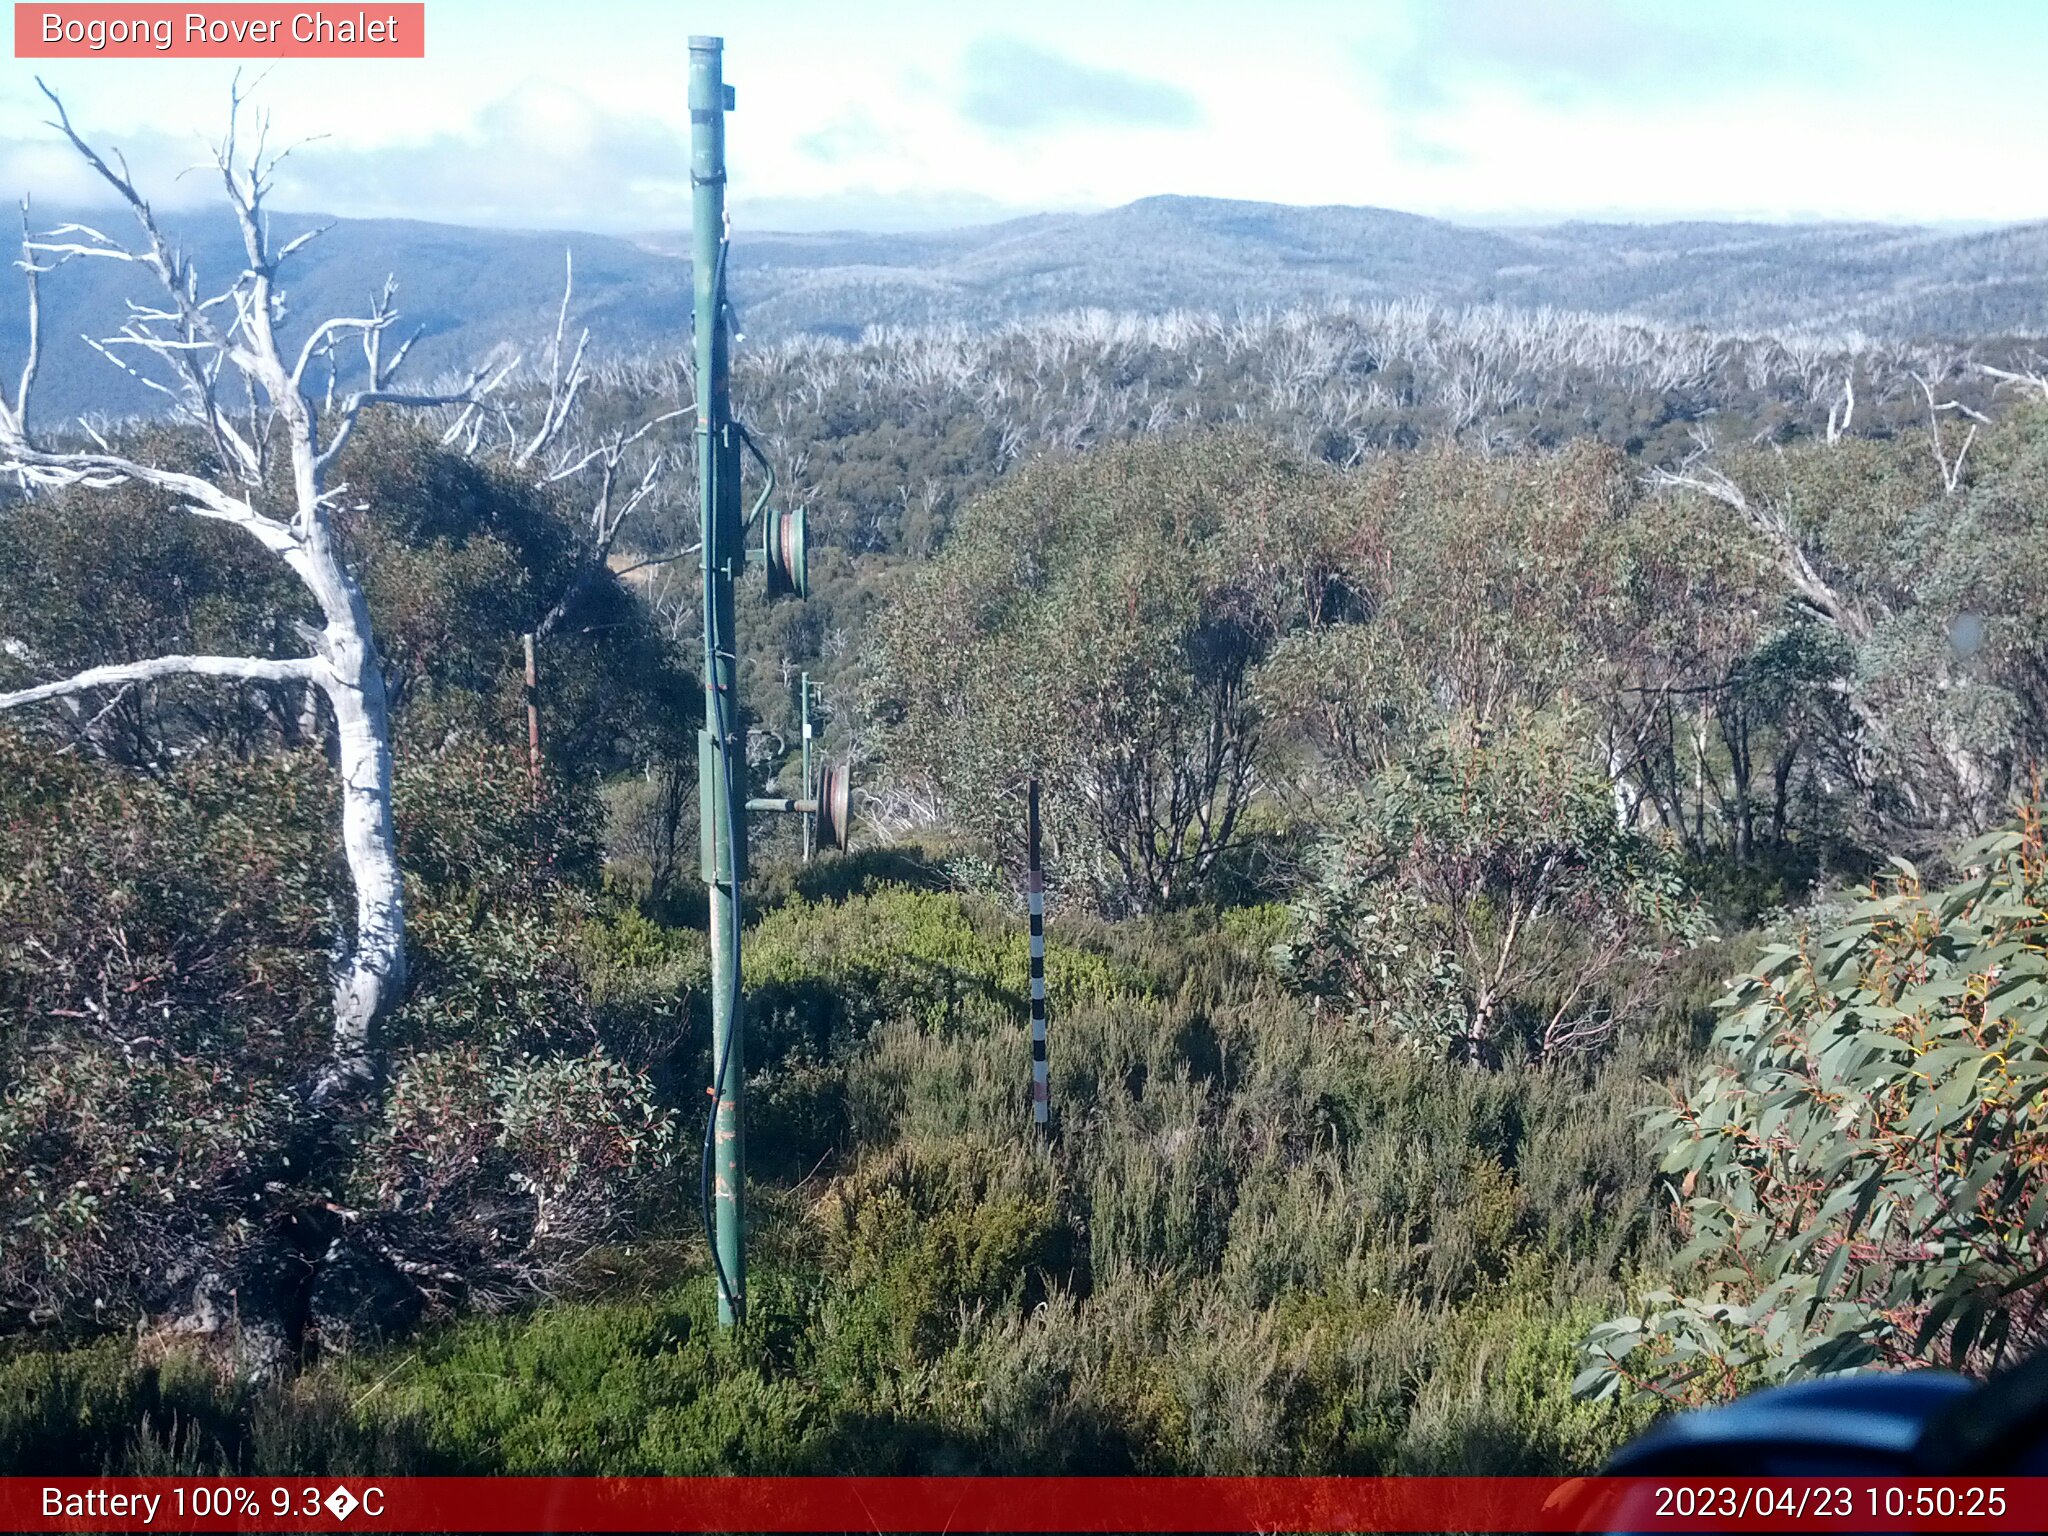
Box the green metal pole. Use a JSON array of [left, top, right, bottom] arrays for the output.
[[690, 34, 745, 1328]]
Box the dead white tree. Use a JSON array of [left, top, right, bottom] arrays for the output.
[[1649, 449, 2001, 831], [1650, 455, 1871, 644], [468, 253, 693, 642], [1824, 372, 1855, 445], [1978, 359, 2048, 405], [1912, 370, 1988, 496], [0, 82, 507, 1100]]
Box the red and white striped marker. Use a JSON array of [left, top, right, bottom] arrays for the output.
[[1027, 778, 1050, 1132]]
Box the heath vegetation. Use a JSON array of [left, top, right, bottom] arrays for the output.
[[5, 102, 2048, 1475]]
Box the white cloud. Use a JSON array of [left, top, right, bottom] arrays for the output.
[[956, 37, 1202, 132], [254, 81, 692, 229], [0, 1, 2043, 231]]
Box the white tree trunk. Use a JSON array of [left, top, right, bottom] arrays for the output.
[[322, 625, 406, 1086]]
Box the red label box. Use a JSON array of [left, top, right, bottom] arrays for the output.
[[14, 4, 425, 57], [8, 1476, 2048, 1532]]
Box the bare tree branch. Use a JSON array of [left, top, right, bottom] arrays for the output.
[[1649, 461, 1871, 642], [1824, 372, 1854, 446], [11, 199, 40, 428], [1978, 360, 2048, 403], [1914, 370, 1986, 495], [512, 251, 590, 470], [0, 653, 322, 712]]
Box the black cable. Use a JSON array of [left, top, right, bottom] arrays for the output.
[[698, 231, 745, 1325], [699, 555, 743, 1323]]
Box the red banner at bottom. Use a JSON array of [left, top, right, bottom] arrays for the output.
[[6, 1476, 2047, 1532]]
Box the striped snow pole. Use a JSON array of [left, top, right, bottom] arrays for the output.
[[1028, 778, 1050, 1133]]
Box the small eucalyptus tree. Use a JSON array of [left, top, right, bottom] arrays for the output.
[[0, 84, 505, 1099]]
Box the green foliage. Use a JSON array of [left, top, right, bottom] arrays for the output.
[[1582, 805, 2048, 1406], [0, 411, 698, 1345], [1240, 411, 2048, 887], [1395, 1273, 1662, 1473], [0, 727, 681, 1340], [0, 736, 332, 1327], [859, 414, 2048, 926], [1279, 711, 1702, 1065], [347, 1047, 678, 1304], [1649, 412, 2048, 847], [0, 429, 313, 767], [0, 417, 694, 789], [394, 734, 604, 897], [740, 886, 1141, 1173], [873, 430, 1358, 914], [337, 419, 696, 788], [813, 1137, 1070, 1377], [22, 317, 2048, 1481], [0, 1338, 262, 1475], [5, 883, 1682, 1477]]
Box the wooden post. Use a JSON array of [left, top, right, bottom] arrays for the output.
[[522, 632, 542, 794]]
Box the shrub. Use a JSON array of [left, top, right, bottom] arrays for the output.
[[0, 729, 681, 1352], [0, 1339, 253, 1474], [871, 431, 1363, 915], [0, 737, 333, 1333], [742, 886, 1142, 1171], [813, 1137, 1070, 1373], [1278, 710, 1702, 1065], [339, 1048, 678, 1332], [1581, 805, 2048, 1405]]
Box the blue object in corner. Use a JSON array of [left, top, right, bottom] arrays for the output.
[[1603, 1370, 1977, 1476]]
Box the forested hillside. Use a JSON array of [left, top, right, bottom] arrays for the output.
[[9, 194, 2048, 420], [701, 198, 2048, 344]]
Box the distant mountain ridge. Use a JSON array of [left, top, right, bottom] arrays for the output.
[[707, 196, 2048, 343], [6, 193, 2045, 421]]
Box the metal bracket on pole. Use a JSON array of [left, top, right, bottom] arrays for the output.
[[746, 760, 851, 851], [801, 672, 815, 863]]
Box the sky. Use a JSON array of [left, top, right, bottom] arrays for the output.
[[1, 0, 2044, 234]]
